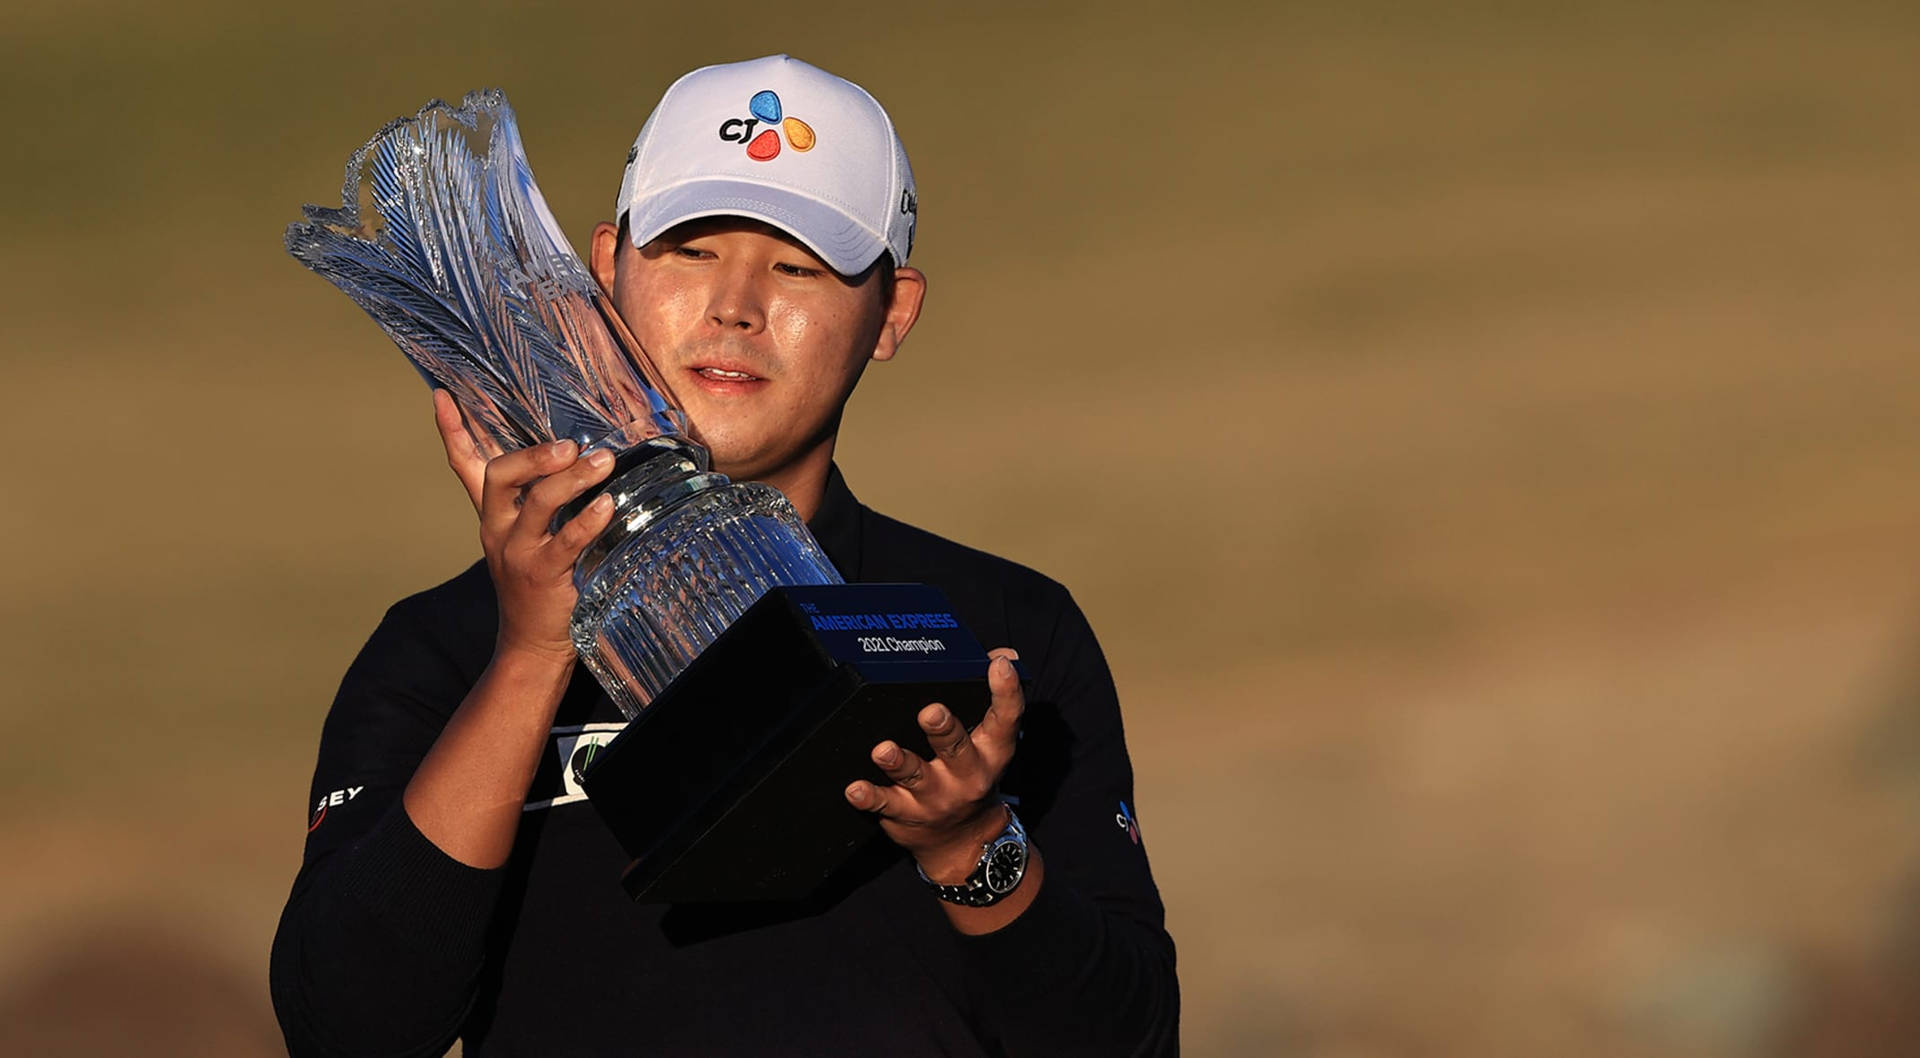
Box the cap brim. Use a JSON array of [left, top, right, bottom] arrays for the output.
[[623, 178, 890, 277]]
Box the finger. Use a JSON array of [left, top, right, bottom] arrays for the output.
[[479, 439, 579, 537], [871, 741, 929, 789], [845, 780, 904, 817], [973, 653, 1025, 761], [431, 390, 487, 512], [547, 491, 617, 564], [918, 702, 973, 764], [512, 448, 616, 546]]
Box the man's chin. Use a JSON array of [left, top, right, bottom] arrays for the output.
[[682, 422, 824, 486], [710, 448, 815, 489], [686, 432, 768, 481]]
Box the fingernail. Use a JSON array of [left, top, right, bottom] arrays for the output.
[[588, 449, 614, 469], [551, 440, 575, 457], [846, 784, 868, 806], [877, 744, 900, 766], [993, 656, 1015, 676], [591, 493, 613, 511]]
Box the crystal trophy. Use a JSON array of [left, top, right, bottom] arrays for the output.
[[288, 91, 1000, 901], [286, 89, 843, 719]]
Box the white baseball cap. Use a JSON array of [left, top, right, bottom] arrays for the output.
[[615, 54, 917, 276]]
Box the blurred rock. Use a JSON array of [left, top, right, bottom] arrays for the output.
[[1616, 939, 1804, 1058], [0, 920, 280, 1058], [1784, 878, 1920, 1058]]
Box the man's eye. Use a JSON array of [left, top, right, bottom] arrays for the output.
[[775, 263, 821, 277], [674, 246, 711, 259]]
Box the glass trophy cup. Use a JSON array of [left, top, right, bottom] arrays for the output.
[[288, 91, 999, 902], [285, 89, 842, 719]]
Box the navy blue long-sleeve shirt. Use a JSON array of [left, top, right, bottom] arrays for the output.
[[270, 466, 1178, 1056]]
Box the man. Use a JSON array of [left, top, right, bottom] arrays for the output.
[[271, 54, 1178, 1056]]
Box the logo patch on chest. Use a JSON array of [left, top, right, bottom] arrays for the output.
[[525, 722, 628, 811]]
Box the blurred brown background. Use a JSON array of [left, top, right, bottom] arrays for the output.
[[4, 1, 1920, 1055]]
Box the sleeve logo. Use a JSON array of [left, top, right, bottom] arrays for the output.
[[308, 785, 366, 832]]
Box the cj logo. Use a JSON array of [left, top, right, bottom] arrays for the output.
[[1115, 801, 1142, 845], [717, 90, 816, 162]]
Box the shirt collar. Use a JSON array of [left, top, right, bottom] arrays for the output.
[[806, 462, 864, 581]]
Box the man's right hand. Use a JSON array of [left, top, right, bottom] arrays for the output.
[[432, 389, 618, 666], [404, 392, 622, 869]]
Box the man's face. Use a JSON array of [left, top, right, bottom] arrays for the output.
[[590, 217, 923, 483]]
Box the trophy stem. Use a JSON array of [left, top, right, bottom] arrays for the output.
[[570, 441, 843, 718]]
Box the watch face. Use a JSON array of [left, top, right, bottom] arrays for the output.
[[983, 839, 1027, 894]]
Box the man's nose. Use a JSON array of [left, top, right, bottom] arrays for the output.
[[705, 267, 767, 333]]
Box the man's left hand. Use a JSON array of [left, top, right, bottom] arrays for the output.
[[845, 648, 1023, 883]]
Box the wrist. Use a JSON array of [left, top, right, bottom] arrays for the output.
[[492, 636, 579, 674], [483, 641, 580, 712], [917, 805, 1031, 911], [913, 804, 1015, 884]]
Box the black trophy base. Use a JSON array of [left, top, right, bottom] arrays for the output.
[[580, 583, 1001, 903]]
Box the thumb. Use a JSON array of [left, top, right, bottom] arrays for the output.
[[431, 389, 486, 512]]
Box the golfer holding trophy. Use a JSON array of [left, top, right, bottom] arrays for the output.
[[271, 54, 1177, 1057]]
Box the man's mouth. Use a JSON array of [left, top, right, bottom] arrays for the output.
[[694, 366, 762, 382]]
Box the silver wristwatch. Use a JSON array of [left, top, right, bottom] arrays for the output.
[[917, 806, 1030, 907]]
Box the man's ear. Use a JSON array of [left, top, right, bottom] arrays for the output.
[[870, 267, 927, 363], [589, 220, 621, 294]]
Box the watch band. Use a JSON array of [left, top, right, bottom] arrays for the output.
[[917, 805, 1029, 907]]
